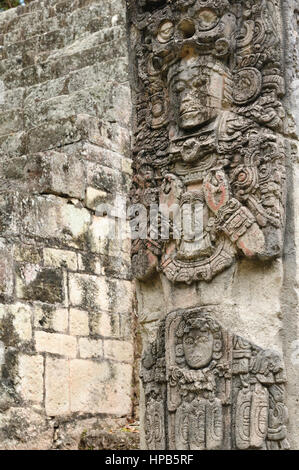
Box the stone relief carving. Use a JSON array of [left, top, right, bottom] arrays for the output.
[[141, 307, 290, 450], [128, 0, 287, 284]]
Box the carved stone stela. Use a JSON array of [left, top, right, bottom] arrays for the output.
[[127, 0, 287, 284], [141, 308, 289, 450], [126, 0, 289, 450]]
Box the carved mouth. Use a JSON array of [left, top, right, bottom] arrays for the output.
[[180, 109, 200, 117]]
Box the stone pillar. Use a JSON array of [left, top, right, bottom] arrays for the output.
[[126, 0, 299, 449]]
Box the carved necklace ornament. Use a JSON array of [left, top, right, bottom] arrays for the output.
[[127, 0, 287, 284], [140, 307, 290, 450]]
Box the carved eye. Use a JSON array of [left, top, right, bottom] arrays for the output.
[[176, 345, 184, 357], [197, 8, 219, 31], [152, 102, 163, 118], [173, 81, 185, 93], [238, 172, 247, 182], [157, 20, 174, 43], [198, 336, 208, 343], [184, 337, 194, 345], [259, 165, 269, 175]]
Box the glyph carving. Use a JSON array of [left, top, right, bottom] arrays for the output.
[[141, 307, 289, 450]]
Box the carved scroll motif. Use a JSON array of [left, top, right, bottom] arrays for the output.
[[140, 307, 290, 450], [127, 0, 287, 284]]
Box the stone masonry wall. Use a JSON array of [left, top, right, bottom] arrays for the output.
[[0, 0, 134, 449]]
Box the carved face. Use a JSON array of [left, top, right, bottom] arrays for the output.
[[183, 327, 214, 369], [157, 20, 174, 43], [168, 56, 225, 130]]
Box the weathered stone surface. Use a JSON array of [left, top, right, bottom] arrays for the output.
[[68, 273, 109, 311], [104, 339, 134, 363], [128, 0, 287, 285], [17, 354, 44, 403], [16, 265, 65, 304], [0, 242, 14, 300], [127, 0, 299, 451], [79, 337, 103, 359], [0, 0, 134, 450], [35, 331, 77, 358], [69, 359, 133, 415], [45, 357, 69, 416], [69, 308, 89, 336], [79, 428, 140, 450], [33, 304, 68, 332], [141, 307, 289, 450], [90, 310, 120, 338], [43, 248, 77, 271]]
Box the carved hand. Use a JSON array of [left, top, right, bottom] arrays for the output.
[[203, 169, 230, 215]]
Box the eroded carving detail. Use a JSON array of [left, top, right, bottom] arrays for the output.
[[127, 0, 287, 284], [140, 308, 289, 450]]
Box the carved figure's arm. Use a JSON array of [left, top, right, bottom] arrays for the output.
[[204, 170, 265, 257]]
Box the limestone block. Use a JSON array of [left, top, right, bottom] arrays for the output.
[[19, 195, 91, 249], [88, 215, 119, 256], [35, 331, 77, 358], [106, 83, 131, 126], [68, 273, 109, 311], [77, 253, 103, 275], [17, 354, 44, 403], [0, 303, 33, 343], [0, 109, 23, 137], [16, 265, 65, 304], [62, 142, 123, 170], [5, 11, 43, 35], [43, 248, 77, 271], [4, 15, 59, 46], [98, 362, 133, 415], [69, 308, 89, 336], [85, 187, 108, 211], [103, 339, 133, 363], [79, 337, 103, 359], [25, 115, 100, 154], [89, 310, 120, 338], [13, 244, 42, 264], [67, 64, 100, 94], [107, 279, 133, 314], [59, 202, 91, 241], [66, 3, 112, 38], [69, 359, 111, 413], [86, 161, 121, 195], [0, 131, 26, 158], [94, 120, 131, 157], [45, 357, 69, 416], [69, 359, 132, 415], [119, 313, 133, 341], [11, 304, 32, 342], [103, 253, 131, 281], [0, 242, 14, 298], [24, 77, 68, 109], [0, 87, 24, 112], [24, 91, 98, 129], [34, 305, 68, 333], [38, 151, 86, 200]]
